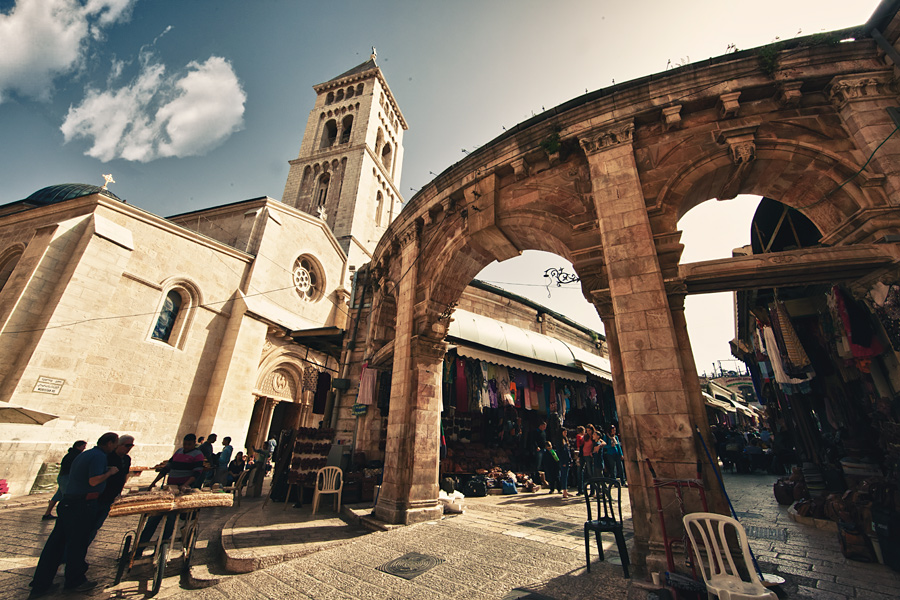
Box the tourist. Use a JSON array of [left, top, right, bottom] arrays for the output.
[[198, 433, 217, 485], [574, 426, 585, 494], [29, 432, 119, 597], [42, 440, 86, 521], [216, 436, 233, 484], [557, 429, 573, 498], [543, 442, 560, 493], [581, 425, 596, 485], [603, 425, 625, 486], [89, 435, 134, 543]]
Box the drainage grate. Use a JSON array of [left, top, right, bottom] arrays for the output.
[[377, 552, 444, 580], [744, 525, 788, 542]]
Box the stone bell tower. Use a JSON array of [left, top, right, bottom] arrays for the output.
[[282, 50, 407, 270]]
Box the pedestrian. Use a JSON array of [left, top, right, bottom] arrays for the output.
[[527, 421, 548, 486], [42, 440, 86, 521], [89, 435, 134, 543], [543, 442, 560, 493], [29, 432, 120, 597], [581, 425, 595, 485], [227, 451, 246, 485], [558, 429, 573, 498], [216, 436, 233, 484], [574, 426, 585, 495], [603, 425, 625, 486], [592, 428, 607, 477], [142, 433, 205, 549], [198, 433, 217, 485]]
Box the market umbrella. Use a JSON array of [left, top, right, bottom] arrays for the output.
[[0, 405, 58, 425]]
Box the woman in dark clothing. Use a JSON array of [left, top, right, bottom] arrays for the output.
[[42, 440, 86, 520], [558, 429, 573, 498], [227, 452, 246, 485]]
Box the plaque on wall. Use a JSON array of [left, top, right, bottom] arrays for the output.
[[33, 376, 65, 395]]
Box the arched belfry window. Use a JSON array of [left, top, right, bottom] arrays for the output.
[[326, 92, 334, 104], [149, 281, 200, 349], [316, 173, 330, 210], [152, 290, 183, 343], [340, 115, 353, 144], [381, 143, 393, 174], [321, 120, 337, 148]]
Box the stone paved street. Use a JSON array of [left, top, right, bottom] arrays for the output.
[[1, 472, 899, 599]]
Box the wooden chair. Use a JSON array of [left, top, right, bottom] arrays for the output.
[[584, 477, 630, 578], [223, 469, 249, 508], [683, 512, 777, 600], [312, 466, 343, 515]]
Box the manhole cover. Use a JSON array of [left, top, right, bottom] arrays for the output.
[[745, 526, 788, 542], [377, 552, 444, 580]]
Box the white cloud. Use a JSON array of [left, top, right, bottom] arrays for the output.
[[61, 55, 247, 162], [0, 0, 136, 103]]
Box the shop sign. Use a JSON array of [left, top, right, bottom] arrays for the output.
[[33, 376, 65, 395], [351, 403, 367, 416]]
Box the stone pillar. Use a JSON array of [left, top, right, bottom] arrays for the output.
[[580, 121, 726, 574], [374, 227, 444, 525]]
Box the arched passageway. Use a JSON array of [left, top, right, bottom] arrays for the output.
[[366, 22, 900, 573]]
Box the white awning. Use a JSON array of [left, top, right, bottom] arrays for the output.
[[448, 309, 611, 382], [455, 345, 586, 382], [703, 392, 736, 413], [729, 398, 754, 417]]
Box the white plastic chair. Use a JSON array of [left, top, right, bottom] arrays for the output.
[[312, 466, 343, 515], [683, 512, 776, 600]]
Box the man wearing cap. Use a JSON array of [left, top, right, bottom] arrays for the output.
[[89, 435, 135, 543], [29, 432, 119, 597]]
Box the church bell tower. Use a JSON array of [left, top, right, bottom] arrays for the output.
[[282, 51, 407, 270]]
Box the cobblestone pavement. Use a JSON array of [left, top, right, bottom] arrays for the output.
[[2, 473, 899, 599]]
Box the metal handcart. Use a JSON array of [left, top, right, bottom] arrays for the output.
[[110, 491, 230, 595], [645, 459, 709, 599]]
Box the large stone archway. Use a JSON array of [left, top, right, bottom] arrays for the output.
[[368, 19, 900, 572]]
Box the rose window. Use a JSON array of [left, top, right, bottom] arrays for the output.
[[293, 257, 320, 301]]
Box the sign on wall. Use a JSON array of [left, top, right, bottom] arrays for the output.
[[33, 376, 65, 395]]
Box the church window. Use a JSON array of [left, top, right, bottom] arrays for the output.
[[346, 86, 354, 98], [326, 92, 334, 104], [321, 120, 337, 148], [336, 89, 344, 102], [356, 83, 364, 95], [292, 255, 323, 302], [375, 191, 384, 226], [340, 115, 353, 144], [0, 247, 23, 292], [152, 290, 182, 343]]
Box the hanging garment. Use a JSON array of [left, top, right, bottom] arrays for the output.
[[770, 302, 812, 375], [832, 286, 883, 358], [761, 325, 812, 394], [466, 359, 484, 413], [870, 282, 900, 351], [480, 362, 492, 409], [455, 356, 469, 412], [357, 362, 377, 405], [313, 371, 331, 414]]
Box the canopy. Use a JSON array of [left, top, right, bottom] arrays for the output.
[[0, 405, 58, 425], [703, 392, 737, 413], [448, 309, 612, 382]]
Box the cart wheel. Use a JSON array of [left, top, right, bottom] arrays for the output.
[[151, 541, 168, 596], [114, 534, 133, 585], [181, 523, 199, 574]]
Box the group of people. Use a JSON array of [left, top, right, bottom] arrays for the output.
[[30, 432, 135, 597], [527, 421, 626, 497]]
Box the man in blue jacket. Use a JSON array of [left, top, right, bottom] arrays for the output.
[[29, 432, 120, 597]]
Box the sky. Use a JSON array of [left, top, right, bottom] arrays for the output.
[[0, 0, 882, 375]]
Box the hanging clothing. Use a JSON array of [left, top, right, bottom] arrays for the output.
[[357, 362, 377, 405], [832, 286, 883, 358], [455, 356, 469, 412], [313, 371, 331, 414], [769, 302, 812, 376]]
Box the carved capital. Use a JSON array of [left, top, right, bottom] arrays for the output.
[[716, 126, 757, 165], [590, 288, 614, 319], [664, 279, 688, 310], [579, 120, 635, 155], [409, 334, 448, 364], [826, 72, 896, 110], [661, 105, 682, 131], [776, 81, 803, 108], [717, 92, 742, 119]]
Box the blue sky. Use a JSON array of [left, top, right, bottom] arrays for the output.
[[0, 0, 881, 374]]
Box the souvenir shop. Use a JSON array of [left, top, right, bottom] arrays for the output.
[[736, 280, 900, 569], [438, 345, 616, 477]]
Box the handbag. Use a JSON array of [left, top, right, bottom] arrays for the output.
[[502, 480, 518, 495]]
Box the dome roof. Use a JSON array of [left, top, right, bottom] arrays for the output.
[[24, 183, 124, 206]]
